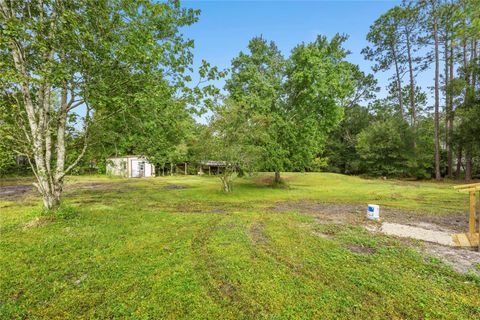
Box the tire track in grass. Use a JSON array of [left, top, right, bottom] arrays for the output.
[[190, 216, 259, 318], [248, 221, 346, 288], [248, 221, 398, 317]]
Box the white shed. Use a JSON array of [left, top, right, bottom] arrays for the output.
[[106, 155, 155, 178]]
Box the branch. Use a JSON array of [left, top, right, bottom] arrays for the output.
[[67, 99, 85, 111], [21, 152, 45, 195], [60, 103, 91, 179]]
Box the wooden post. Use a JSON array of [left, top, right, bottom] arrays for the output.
[[185, 162, 187, 175], [209, 166, 211, 176], [478, 191, 480, 252], [469, 191, 475, 235]]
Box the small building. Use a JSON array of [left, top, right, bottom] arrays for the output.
[[106, 155, 155, 178], [198, 160, 227, 175]]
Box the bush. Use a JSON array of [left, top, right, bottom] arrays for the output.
[[357, 118, 412, 177]]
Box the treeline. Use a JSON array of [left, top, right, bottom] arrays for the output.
[[1, 0, 479, 202], [202, 0, 480, 184], [328, 0, 480, 180]]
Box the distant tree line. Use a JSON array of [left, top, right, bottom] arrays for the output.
[[344, 0, 480, 180], [1, 0, 480, 206], [203, 0, 480, 185]]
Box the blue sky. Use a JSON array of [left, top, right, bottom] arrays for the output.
[[183, 0, 405, 97], [75, 1, 436, 126]]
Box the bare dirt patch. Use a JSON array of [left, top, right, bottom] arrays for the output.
[[72, 182, 112, 189], [268, 201, 364, 225], [66, 182, 128, 192], [0, 184, 33, 199], [73, 273, 88, 285], [268, 200, 467, 232], [162, 184, 189, 190], [10, 290, 24, 302], [299, 222, 335, 239], [218, 282, 236, 301], [270, 200, 479, 275], [348, 244, 377, 255], [421, 243, 480, 275], [254, 175, 292, 186]]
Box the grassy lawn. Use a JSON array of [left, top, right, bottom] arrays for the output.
[[1, 173, 479, 319]]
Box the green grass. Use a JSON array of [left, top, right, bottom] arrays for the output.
[[1, 173, 479, 319]]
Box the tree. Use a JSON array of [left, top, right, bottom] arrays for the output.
[[398, 1, 430, 132], [225, 37, 286, 183], [438, 1, 459, 178], [325, 104, 372, 174], [202, 99, 263, 192], [324, 67, 378, 174], [418, 0, 442, 180], [226, 35, 356, 183], [0, 0, 199, 210], [284, 35, 356, 172], [357, 117, 413, 177], [0, 93, 18, 175], [363, 7, 406, 118]]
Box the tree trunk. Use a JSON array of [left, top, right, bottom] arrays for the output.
[[447, 39, 455, 178], [471, 40, 477, 90], [463, 39, 469, 85], [456, 147, 462, 180], [274, 171, 281, 184], [432, 0, 441, 180], [220, 171, 232, 192], [392, 47, 404, 118], [405, 26, 416, 130], [444, 32, 451, 178], [465, 151, 472, 182]]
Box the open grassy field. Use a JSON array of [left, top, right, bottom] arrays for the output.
[[1, 173, 480, 319]]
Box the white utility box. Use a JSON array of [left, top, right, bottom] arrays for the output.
[[367, 204, 380, 220]]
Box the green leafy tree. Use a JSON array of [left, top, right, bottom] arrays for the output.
[[317, 63, 378, 174], [85, 60, 223, 175], [363, 7, 407, 117], [201, 99, 264, 192], [357, 117, 413, 177], [0, 0, 200, 209], [225, 36, 287, 183], [325, 104, 372, 174], [0, 94, 18, 175], [284, 34, 356, 172], [226, 35, 356, 182]]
